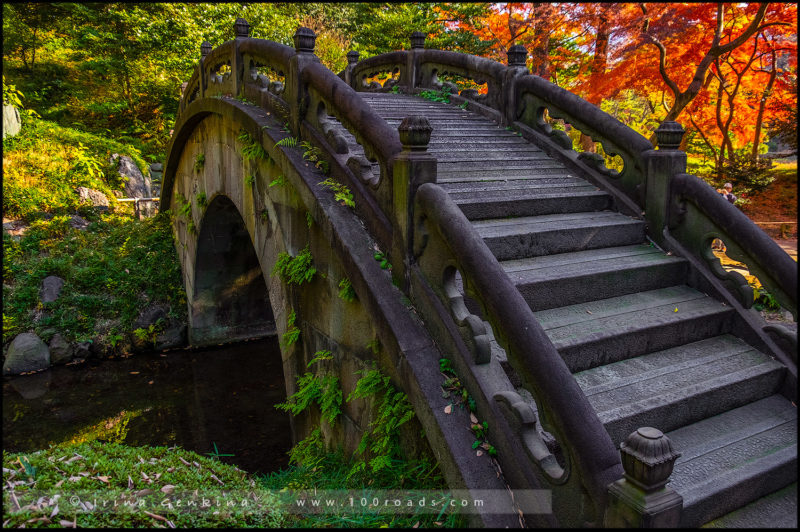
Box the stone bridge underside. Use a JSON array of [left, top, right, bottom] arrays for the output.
[[162, 23, 797, 529]]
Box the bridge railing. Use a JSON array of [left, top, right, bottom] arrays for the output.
[[174, 21, 796, 524], [405, 160, 624, 524], [346, 33, 798, 365]]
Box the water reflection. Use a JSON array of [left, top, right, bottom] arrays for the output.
[[2, 336, 293, 475]]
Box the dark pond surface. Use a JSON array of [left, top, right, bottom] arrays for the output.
[[2, 336, 293, 476]]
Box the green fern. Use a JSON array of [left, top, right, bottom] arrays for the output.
[[195, 192, 208, 209], [338, 278, 356, 302], [244, 174, 256, 187], [194, 153, 205, 172], [301, 141, 330, 173], [319, 177, 355, 208], [269, 175, 287, 188], [307, 349, 333, 368], [272, 246, 316, 285], [238, 129, 270, 162], [282, 310, 300, 347], [275, 136, 298, 148]]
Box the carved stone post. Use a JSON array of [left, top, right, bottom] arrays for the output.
[[407, 31, 426, 90], [232, 18, 250, 98], [392, 116, 436, 291], [287, 27, 320, 137], [604, 427, 683, 527], [641, 121, 687, 247], [342, 50, 360, 87], [197, 41, 212, 102], [503, 44, 530, 127]]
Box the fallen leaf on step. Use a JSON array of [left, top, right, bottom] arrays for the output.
[[469, 413, 478, 424], [444, 404, 452, 414]]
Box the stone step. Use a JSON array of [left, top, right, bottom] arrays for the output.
[[432, 151, 550, 161], [437, 169, 576, 182], [458, 189, 612, 220], [702, 482, 797, 528], [501, 244, 688, 311], [574, 334, 786, 444], [473, 211, 646, 260], [532, 285, 735, 372], [441, 177, 591, 191], [664, 395, 797, 527]]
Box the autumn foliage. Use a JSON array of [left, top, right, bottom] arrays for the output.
[[456, 3, 796, 190]]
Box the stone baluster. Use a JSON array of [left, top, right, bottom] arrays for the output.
[[343, 50, 360, 87], [642, 121, 687, 246], [604, 427, 683, 527], [503, 44, 530, 127], [407, 31, 426, 90], [392, 116, 437, 291], [197, 41, 212, 102], [232, 18, 250, 99], [287, 27, 319, 136]]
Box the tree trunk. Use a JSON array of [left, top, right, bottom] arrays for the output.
[[752, 50, 777, 161], [581, 8, 611, 153]]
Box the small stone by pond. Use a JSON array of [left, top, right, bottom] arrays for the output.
[[3, 336, 293, 476]]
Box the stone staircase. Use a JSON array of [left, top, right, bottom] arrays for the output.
[[358, 92, 797, 527]]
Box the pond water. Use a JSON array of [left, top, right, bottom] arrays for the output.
[[2, 336, 294, 476]]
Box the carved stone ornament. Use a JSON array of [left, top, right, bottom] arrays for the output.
[[655, 121, 685, 150], [347, 50, 360, 65], [620, 427, 681, 492], [410, 31, 426, 49], [507, 45, 528, 67], [201, 41, 212, 58], [398, 116, 432, 151], [293, 27, 316, 54], [234, 18, 250, 38]]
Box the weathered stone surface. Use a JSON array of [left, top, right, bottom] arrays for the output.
[[2, 219, 28, 238], [133, 305, 167, 330], [69, 215, 90, 230], [3, 104, 21, 138], [76, 186, 109, 208], [49, 333, 74, 364], [111, 154, 152, 198], [131, 304, 186, 351], [73, 341, 92, 360], [150, 162, 163, 172], [3, 333, 50, 375], [40, 275, 65, 303], [155, 324, 187, 350]]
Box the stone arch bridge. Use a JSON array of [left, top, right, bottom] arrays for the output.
[[162, 20, 797, 528]]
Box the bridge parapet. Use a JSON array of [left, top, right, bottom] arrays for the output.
[[167, 19, 797, 526], [410, 182, 623, 526], [347, 33, 798, 368]]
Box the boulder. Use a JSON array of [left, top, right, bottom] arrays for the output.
[[49, 333, 74, 364], [69, 215, 89, 230], [155, 323, 187, 351], [3, 333, 50, 375], [131, 304, 186, 351], [3, 104, 21, 139], [40, 275, 65, 303], [111, 154, 152, 199], [73, 341, 92, 360], [76, 187, 109, 208]]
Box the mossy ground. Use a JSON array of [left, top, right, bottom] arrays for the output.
[[3, 442, 465, 528], [2, 212, 186, 350]]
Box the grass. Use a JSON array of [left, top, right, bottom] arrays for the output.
[[2, 441, 287, 528], [3, 115, 150, 221], [3, 440, 465, 528], [2, 212, 186, 347]]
